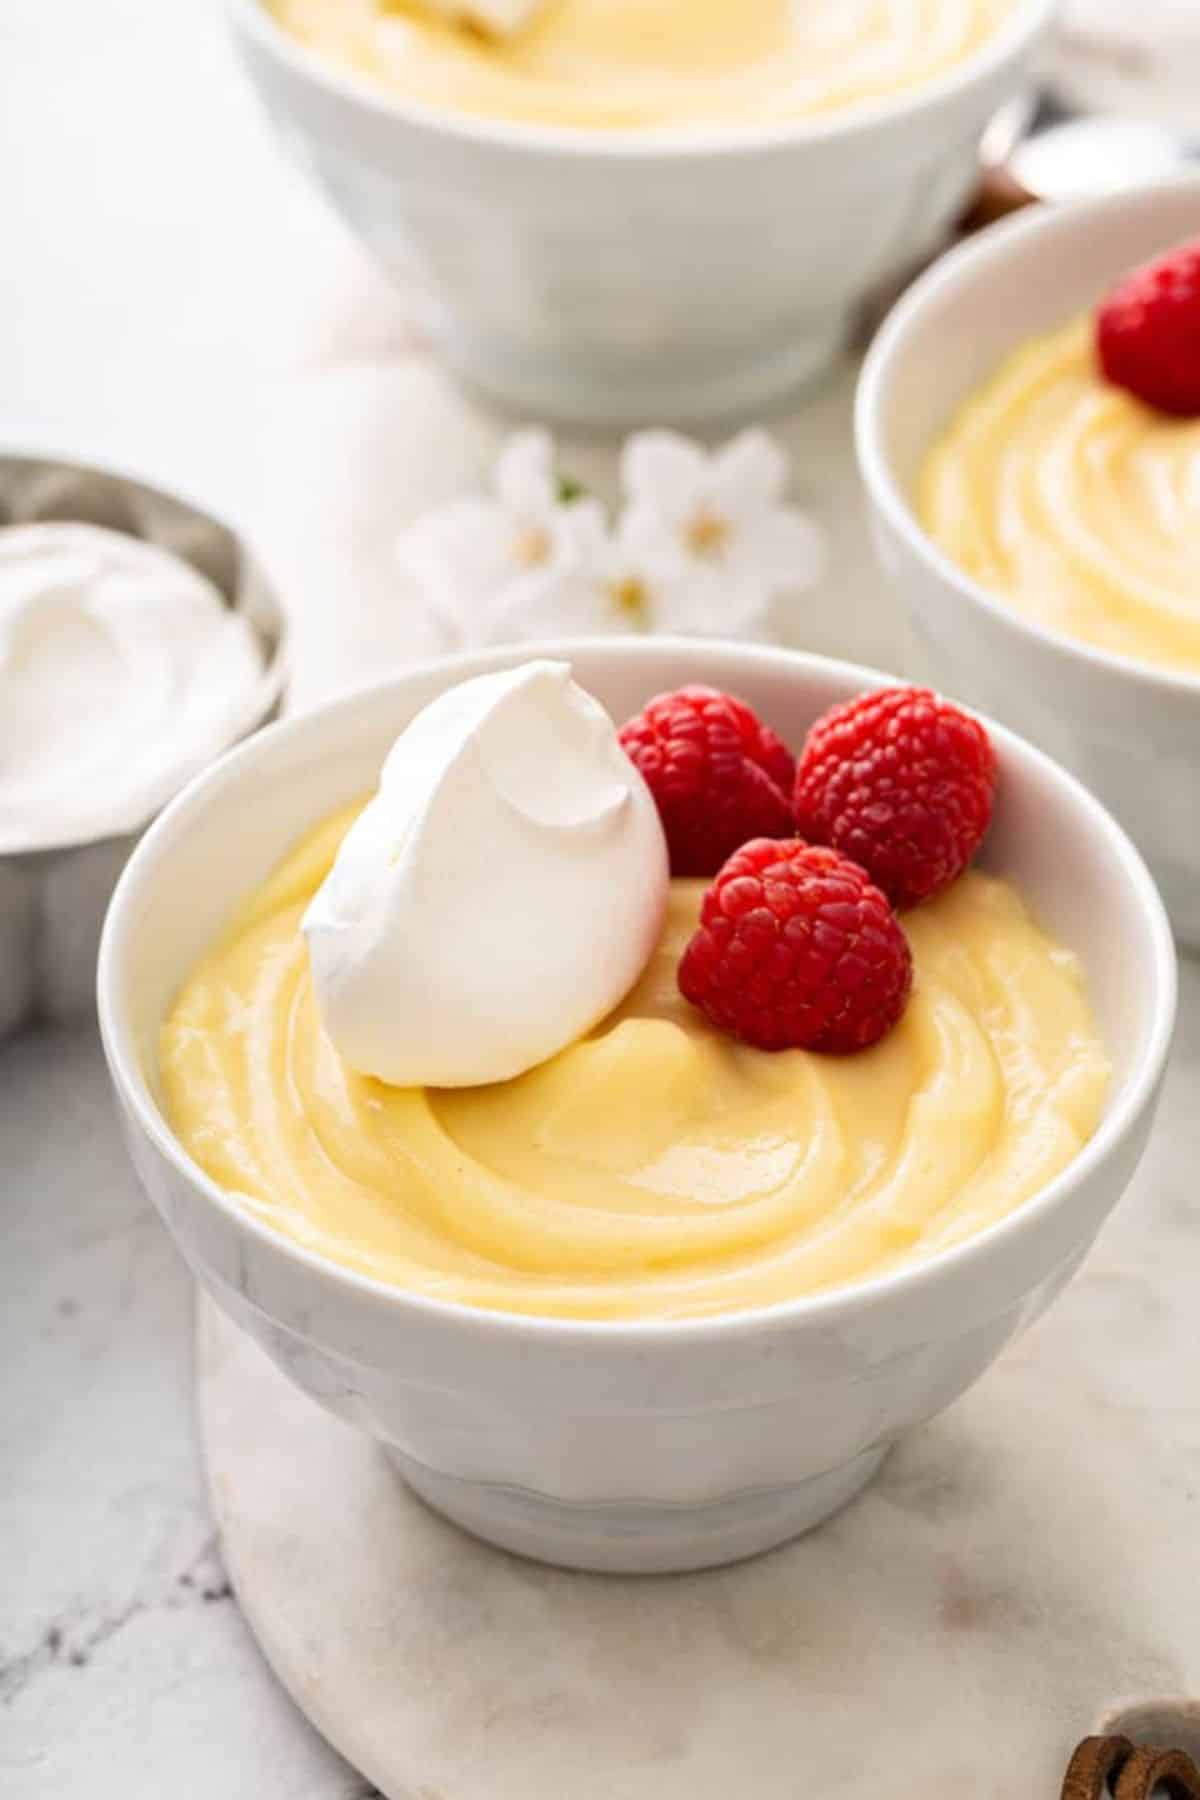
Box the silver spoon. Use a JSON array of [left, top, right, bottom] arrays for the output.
[[1002, 88, 1200, 204]]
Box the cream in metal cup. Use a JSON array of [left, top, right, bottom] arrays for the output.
[[0, 455, 288, 1038]]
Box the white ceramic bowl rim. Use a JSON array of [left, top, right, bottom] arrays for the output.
[[856, 175, 1200, 703], [98, 637, 1176, 1348], [230, 0, 1055, 160]]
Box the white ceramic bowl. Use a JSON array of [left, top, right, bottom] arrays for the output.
[[856, 178, 1200, 948], [99, 640, 1174, 1574], [228, 0, 1053, 426], [0, 454, 288, 1039]]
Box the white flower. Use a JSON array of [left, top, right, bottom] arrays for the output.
[[482, 504, 743, 645], [619, 428, 825, 635], [481, 502, 645, 643], [396, 429, 579, 645], [395, 424, 826, 649]]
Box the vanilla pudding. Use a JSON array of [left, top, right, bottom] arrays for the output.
[[267, 0, 1015, 132], [161, 802, 1108, 1322], [918, 315, 1200, 675]]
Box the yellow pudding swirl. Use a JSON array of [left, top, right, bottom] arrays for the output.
[[266, 0, 1013, 132], [919, 315, 1200, 675], [161, 804, 1109, 1321]]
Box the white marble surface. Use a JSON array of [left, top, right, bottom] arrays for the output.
[[0, 1030, 363, 1798], [1, 1, 1198, 1796]]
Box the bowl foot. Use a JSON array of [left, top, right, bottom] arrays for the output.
[[440, 321, 849, 431], [387, 1442, 889, 1575]]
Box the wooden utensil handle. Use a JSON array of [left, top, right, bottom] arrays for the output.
[[959, 163, 1040, 234], [1062, 1734, 1200, 1800], [1115, 1745, 1200, 1799]]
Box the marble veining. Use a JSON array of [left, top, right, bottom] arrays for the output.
[[1, 1530, 232, 1708]]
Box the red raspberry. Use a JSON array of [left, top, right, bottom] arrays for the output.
[[1096, 240, 1200, 417], [619, 686, 795, 877], [793, 686, 996, 911], [678, 838, 911, 1054]]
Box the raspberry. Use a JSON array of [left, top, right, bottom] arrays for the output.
[[793, 686, 996, 910], [1096, 240, 1200, 417], [619, 685, 795, 877], [678, 838, 911, 1054]]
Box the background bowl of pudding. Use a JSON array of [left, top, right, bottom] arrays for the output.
[[228, 0, 1054, 426], [99, 638, 1174, 1574], [0, 454, 288, 1038], [856, 177, 1200, 948]]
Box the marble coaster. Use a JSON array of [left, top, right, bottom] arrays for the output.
[[198, 1138, 1200, 1800]]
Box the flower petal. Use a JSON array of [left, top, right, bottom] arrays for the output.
[[711, 429, 789, 521], [620, 430, 709, 527], [483, 564, 625, 645], [396, 497, 518, 594], [554, 496, 614, 570], [616, 501, 692, 584], [495, 428, 558, 520], [725, 506, 827, 591]]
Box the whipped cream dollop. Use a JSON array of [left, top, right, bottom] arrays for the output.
[[0, 523, 267, 852], [303, 660, 669, 1088]]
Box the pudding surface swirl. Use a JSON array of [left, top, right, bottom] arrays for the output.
[[266, 0, 1014, 132], [161, 804, 1109, 1321], [920, 316, 1200, 675]]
